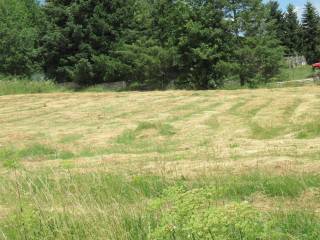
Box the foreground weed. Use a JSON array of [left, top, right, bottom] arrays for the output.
[[149, 186, 320, 240], [0, 171, 320, 239]]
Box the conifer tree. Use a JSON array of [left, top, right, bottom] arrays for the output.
[[0, 0, 42, 75], [301, 2, 320, 63], [41, 0, 135, 83], [266, 1, 285, 44], [283, 4, 301, 55]]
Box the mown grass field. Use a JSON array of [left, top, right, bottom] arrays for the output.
[[1, 86, 320, 239]]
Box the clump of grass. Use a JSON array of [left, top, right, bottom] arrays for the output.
[[116, 129, 136, 145], [0, 78, 65, 96], [0, 144, 75, 165], [229, 143, 239, 148], [228, 101, 248, 115], [277, 65, 313, 82], [1, 208, 98, 240], [19, 144, 56, 158], [250, 123, 285, 139], [296, 121, 320, 139], [1, 170, 320, 239], [204, 116, 219, 130], [112, 122, 177, 154], [192, 172, 320, 199], [283, 98, 302, 117], [59, 134, 83, 144], [148, 185, 320, 239], [58, 151, 75, 160], [273, 211, 320, 239], [247, 101, 272, 117], [136, 122, 175, 136], [158, 124, 176, 136], [116, 122, 175, 146]]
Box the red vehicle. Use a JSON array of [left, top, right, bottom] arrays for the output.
[[312, 62, 320, 69], [313, 62, 320, 83]]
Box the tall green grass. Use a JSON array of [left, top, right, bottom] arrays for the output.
[[296, 121, 320, 139], [1, 169, 320, 239], [0, 144, 75, 167], [278, 65, 313, 82], [0, 77, 65, 96]]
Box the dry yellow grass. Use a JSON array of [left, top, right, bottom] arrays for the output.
[[0, 86, 319, 177], [1, 86, 320, 239]]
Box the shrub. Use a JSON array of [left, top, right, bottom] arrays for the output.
[[149, 186, 285, 240]]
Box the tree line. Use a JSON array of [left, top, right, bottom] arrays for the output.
[[0, 0, 320, 89]]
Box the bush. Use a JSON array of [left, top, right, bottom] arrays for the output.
[[148, 186, 316, 240], [0, 0, 42, 75]]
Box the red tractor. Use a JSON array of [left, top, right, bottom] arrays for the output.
[[312, 62, 320, 70], [312, 62, 320, 83]]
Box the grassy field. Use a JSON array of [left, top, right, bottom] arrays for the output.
[[0, 78, 66, 96], [278, 65, 314, 82], [1, 86, 320, 239]]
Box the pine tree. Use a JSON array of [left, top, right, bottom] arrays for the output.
[[39, 0, 285, 89], [41, 0, 135, 83], [0, 0, 42, 75], [301, 2, 320, 64], [174, 0, 234, 89], [283, 4, 301, 55], [266, 1, 285, 44], [226, 0, 284, 86]]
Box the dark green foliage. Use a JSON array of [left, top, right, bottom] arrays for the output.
[[38, 0, 287, 88], [149, 181, 320, 239], [301, 2, 320, 64], [174, 1, 234, 89], [2, 0, 319, 88], [283, 4, 301, 55], [266, 1, 285, 43], [236, 36, 284, 87], [227, 0, 284, 86], [40, 0, 135, 83], [266, 2, 304, 56], [0, 0, 42, 75]]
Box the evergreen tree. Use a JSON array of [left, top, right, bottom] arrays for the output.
[[266, 1, 285, 44], [174, 0, 234, 89], [41, 0, 135, 83], [107, 0, 181, 89], [0, 0, 42, 75], [301, 2, 320, 64], [283, 4, 301, 55], [227, 0, 284, 86], [39, 0, 285, 88]]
